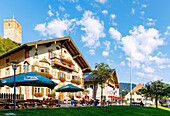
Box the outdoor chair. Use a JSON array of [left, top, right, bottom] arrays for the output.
[[0, 103, 6, 110]]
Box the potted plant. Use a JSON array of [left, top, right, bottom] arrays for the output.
[[69, 94, 74, 98], [71, 79, 76, 83], [68, 60, 74, 66], [59, 77, 66, 82]]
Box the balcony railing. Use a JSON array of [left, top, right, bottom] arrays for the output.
[[0, 93, 24, 100], [51, 58, 75, 72]]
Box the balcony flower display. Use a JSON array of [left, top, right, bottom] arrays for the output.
[[68, 60, 74, 66], [59, 77, 66, 82], [48, 93, 55, 98], [36, 72, 53, 79], [71, 79, 76, 83], [60, 58, 68, 64], [34, 93, 43, 97], [76, 80, 81, 85], [76, 95, 81, 98]]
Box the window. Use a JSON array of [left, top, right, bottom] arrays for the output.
[[49, 52, 55, 59], [35, 87, 41, 93], [60, 73, 64, 77], [34, 66, 38, 72], [85, 86, 87, 89], [6, 68, 10, 76], [40, 67, 44, 72], [8, 23, 10, 26], [90, 85, 93, 89], [17, 87, 20, 94], [66, 73, 70, 80], [24, 64, 29, 72], [45, 68, 48, 73], [7, 88, 10, 93], [6, 59, 9, 63], [48, 89, 51, 94], [16, 66, 20, 74]]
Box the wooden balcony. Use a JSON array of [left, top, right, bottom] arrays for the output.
[[51, 58, 75, 72]]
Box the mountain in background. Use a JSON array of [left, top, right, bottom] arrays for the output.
[[119, 82, 136, 96], [0, 37, 20, 55]]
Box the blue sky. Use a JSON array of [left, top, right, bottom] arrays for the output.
[[0, 0, 170, 84]]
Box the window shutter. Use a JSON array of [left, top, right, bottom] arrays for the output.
[[64, 73, 66, 79], [75, 92, 77, 96], [58, 72, 60, 79], [46, 88, 49, 96], [32, 87, 35, 95], [19, 65, 22, 73], [79, 92, 81, 96], [67, 92, 69, 97], [53, 89, 56, 95], [31, 65, 34, 71], [20, 87, 22, 95], [41, 88, 44, 95]]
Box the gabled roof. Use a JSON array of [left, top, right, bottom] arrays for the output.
[[132, 83, 144, 93], [0, 36, 92, 73]]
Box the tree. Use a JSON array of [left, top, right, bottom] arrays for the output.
[[91, 63, 114, 108], [137, 80, 169, 108]]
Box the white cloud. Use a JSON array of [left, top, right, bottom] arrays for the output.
[[146, 18, 157, 26], [103, 41, 111, 50], [132, 8, 135, 14], [122, 25, 164, 63], [136, 72, 163, 81], [34, 18, 76, 37], [140, 11, 145, 16], [102, 51, 109, 56], [149, 56, 170, 64], [58, 0, 79, 3], [56, 11, 59, 17], [102, 10, 108, 15], [141, 4, 147, 8], [59, 6, 65, 12], [34, 23, 47, 36], [48, 10, 54, 17], [164, 26, 170, 35], [120, 61, 125, 66], [109, 27, 121, 41], [76, 5, 82, 11], [78, 10, 105, 49], [95, 0, 107, 4], [89, 49, 95, 55], [110, 14, 117, 26], [102, 41, 111, 57], [48, 5, 52, 9], [142, 65, 155, 73]]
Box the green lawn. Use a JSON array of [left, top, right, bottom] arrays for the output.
[[0, 106, 169, 116]]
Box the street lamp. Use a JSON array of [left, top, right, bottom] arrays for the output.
[[11, 61, 19, 111]]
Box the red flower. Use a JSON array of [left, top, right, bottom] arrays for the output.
[[59, 77, 66, 82]]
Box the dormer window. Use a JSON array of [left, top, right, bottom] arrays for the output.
[[49, 51, 55, 59]]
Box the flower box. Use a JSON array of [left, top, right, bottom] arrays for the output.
[[71, 79, 76, 83], [59, 77, 66, 82], [48, 93, 55, 98], [76, 95, 81, 98], [34, 93, 43, 97], [36, 72, 53, 79], [76, 80, 81, 85]]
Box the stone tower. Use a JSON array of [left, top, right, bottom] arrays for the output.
[[4, 18, 22, 44]]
